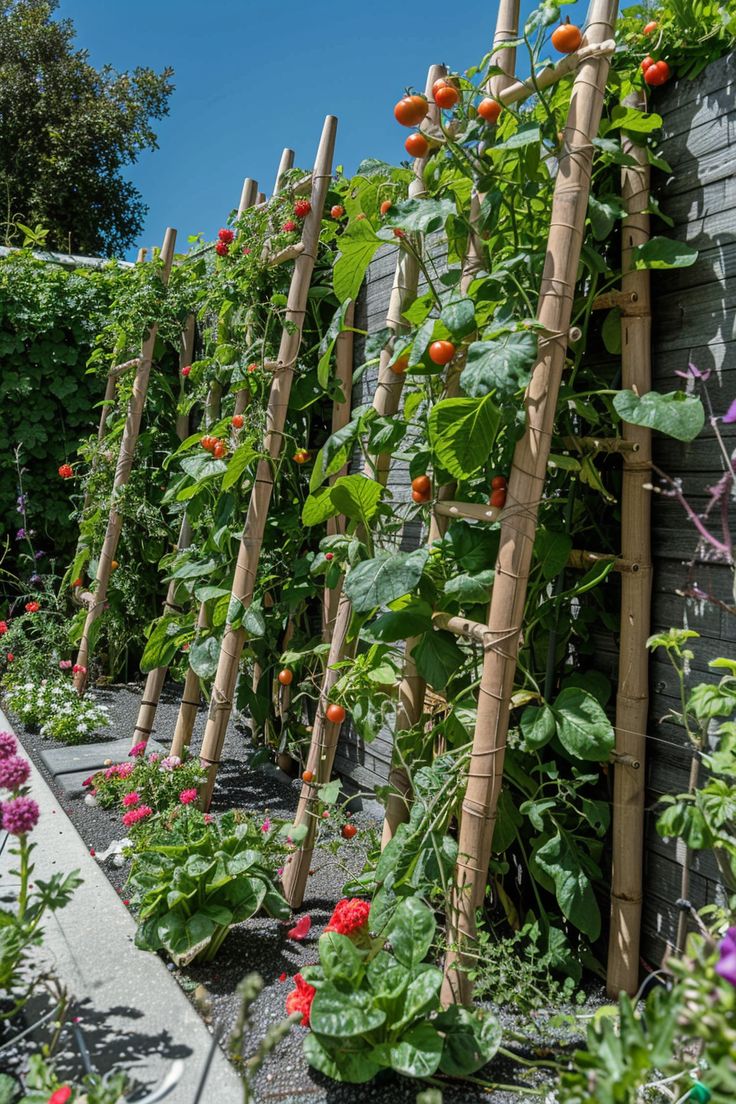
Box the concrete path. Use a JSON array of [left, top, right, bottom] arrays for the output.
[[0, 707, 243, 1103]]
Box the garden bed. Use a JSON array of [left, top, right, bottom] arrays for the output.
[[6, 682, 606, 1102]]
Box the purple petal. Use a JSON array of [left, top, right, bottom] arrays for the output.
[[722, 397, 736, 424]]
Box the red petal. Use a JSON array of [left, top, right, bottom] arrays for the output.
[[287, 914, 312, 941]]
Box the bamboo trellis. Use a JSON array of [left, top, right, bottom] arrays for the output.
[[280, 63, 446, 909], [196, 115, 338, 807], [606, 91, 653, 997], [381, 0, 522, 848], [441, 0, 620, 1006], [73, 228, 177, 695]]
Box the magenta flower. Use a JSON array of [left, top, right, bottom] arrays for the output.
[[129, 741, 147, 758], [148, 753, 160, 763], [59, 659, 72, 670], [122, 804, 153, 827], [2, 795, 40, 835], [0, 756, 31, 791], [722, 397, 736, 425], [179, 788, 198, 805], [122, 791, 140, 808], [0, 732, 18, 760], [715, 926, 736, 987], [261, 818, 271, 833]]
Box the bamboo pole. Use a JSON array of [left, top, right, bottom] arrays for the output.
[[323, 300, 355, 636], [273, 149, 295, 195], [442, 0, 619, 1006], [196, 115, 338, 807], [130, 314, 196, 749], [73, 229, 177, 694], [606, 92, 652, 998], [381, 0, 521, 846], [280, 64, 446, 909]]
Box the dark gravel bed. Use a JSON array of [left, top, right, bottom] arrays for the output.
[[7, 682, 600, 1103]]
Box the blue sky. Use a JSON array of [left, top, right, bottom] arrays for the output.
[[57, 0, 588, 260]]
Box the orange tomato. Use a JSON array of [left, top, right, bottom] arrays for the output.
[[551, 19, 583, 53], [393, 94, 429, 127]]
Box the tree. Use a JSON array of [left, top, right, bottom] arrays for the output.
[[0, 0, 174, 256]]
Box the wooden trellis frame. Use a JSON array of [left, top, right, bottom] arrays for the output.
[[606, 92, 653, 997], [441, 0, 620, 1006], [73, 228, 177, 695], [196, 116, 338, 807], [280, 63, 447, 909], [382, 0, 522, 848]]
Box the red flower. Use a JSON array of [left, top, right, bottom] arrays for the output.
[[218, 228, 234, 244], [6, 654, 14, 662], [279, 972, 287, 982], [48, 1086, 72, 1104], [324, 898, 370, 937], [285, 972, 316, 1026], [282, 219, 298, 233], [25, 601, 40, 613], [294, 199, 311, 218], [0, 621, 8, 634], [215, 241, 229, 257], [242, 247, 251, 255], [58, 464, 73, 479], [72, 663, 86, 675], [287, 914, 312, 941], [181, 365, 191, 377]]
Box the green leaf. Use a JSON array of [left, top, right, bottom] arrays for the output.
[[140, 616, 185, 673], [412, 630, 465, 691], [344, 549, 428, 613], [436, 1005, 502, 1076], [222, 443, 256, 490], [333, 221, 383, 301], [608, 105, 662, 133], [613, 389, 704, 442], [440, 298, 476, 340], [368, 597, 434, 642], [386, 896, 435, 968], [309, 983, 386, 1038], [534, 831, 601, 940], [302, 486, 340, 526], [428, 395, 501, 479], [602, 308, 622, 355], [520, 704, 556, 751], [396, 963, 443, 1026], [188, 635, 220, 679], [460, 333, 537, 400], [386, 197, 457, 232], [552, 687, 615, 761], [632, 237, 698, 270], [330, 473, 383, 525], [535, 529, 573, 580], [303, 1033, 381, 1084], [319, 931, 364, 984], [389, 1021, 443, 1078], [444, 569, 494, 604], [180, 454, 228, 482], [588, 194, 625, 241], [492, 122, 541, 150]]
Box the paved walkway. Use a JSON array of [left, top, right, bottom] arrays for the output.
[[0, 707, 243, 1103]]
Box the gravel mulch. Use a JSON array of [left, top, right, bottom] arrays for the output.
[[7, 681, 602, 1103]]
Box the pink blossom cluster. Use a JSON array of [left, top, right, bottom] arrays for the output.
[[0, 756, 31, 790], [104, 762, 134, 781], [129, 741, 147, 758], [122, 804, 153, 827], [159, 755, 181, 772], [2, 795, 39, 835], [179, 788, 198, 805], [0, 731, 18, 759], [122, 791, 140, 807]]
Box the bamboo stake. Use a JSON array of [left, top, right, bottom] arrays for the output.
[[323, 300, 355, 637], [130, 315, 196, 749], [382, 0, 521, 846], [442, 0, 619, 1006], [196, 115, 338, 807], [280, 64, 446, 909], [606, 92, 652, 998], [273, 149, 295, 195], [73, 228, 177, 694]]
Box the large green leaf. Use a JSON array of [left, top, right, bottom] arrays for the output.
[[365, 949, 410, 1006], [613, 389, 704, 441], [388, 1021, 443, 1078], [436, 1005, 502, 1076], [368, 596, 434, 642], [180, 454, 228, 482], [221, 442, 257, 490], [330, 473, 383, 525], [309, 983, 386, 1038], [412, 630, 465, 691], [396, 963, 442, 1026], [344, 549, 428, 613], [440, 297, 476, 340], [140, 616, 186, 673], [428, 394, 501, 479], [386, 896, 435, 968], [302, 486, 340, 526], [607, 105, 662, 133], [632, 237, 698, 270], [188, 635, 220, 679], [444, 568, 494, 604], [534, 831, 601, 940], [588, 194, 625, 241], [535, 528, 573, 580], [319, 931, 364, 984], [520, 703, 556, 751], [303, 1033, 381, 1084], [460, 332, 537, 400], [333, 221, 383, 301], [552, 687, 615, 761], [386, 196, 457, 232]]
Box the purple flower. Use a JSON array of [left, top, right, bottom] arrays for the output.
[[675, 362, 711, 382], [1, 795, 40, 835], [0, 732, 18, 760], [715, 926, 736, 987], [15, 528, 26, 540], [29, 573, 41, 585], [722, 397, 736, 425], [34, 551, 44, 560], [0, 756, 31, 791], [159, 755, 181, 772]]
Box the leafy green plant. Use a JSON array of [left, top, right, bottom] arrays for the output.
[[128, 806, 294, 964], [83, 746, 205, 823], [300, 896, 501, 1084]]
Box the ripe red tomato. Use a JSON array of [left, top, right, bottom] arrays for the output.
[[640, 55, 655, 72], [394, 94, 428, 127], [213, 441, 227, 459], [643, 59, 671, 86], [331, 205, 345, 219], [294, 199, 311, 218], [551, 19, 583, 53], [278, 669, 293, 686], [380, 199, 393, 215], [643, 20, 658, 33], [428, 340, 456, 366], [391, 354, 409, 374], [490, 489, 507, 509], [293, 448, 310, 464], [433, 78, 459, 109], [412, 475, 431, 495], [201, 435, 214, 451], [325, 552, 334, 561], [478, 98, 502, 125], [412, 489, 430, 504], [231, 414, 244, 429], [302, 769, 314, 783], [491, 475, 507, 490], [405, 132, 429, 158], [181, 365, 191, 377], [247, 363, 258, 373], [341, 824, 358, 839], [326, 703, 346, 725]]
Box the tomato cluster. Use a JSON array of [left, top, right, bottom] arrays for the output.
[[201, 435, 227, 459], [490, 474, 507, 510]]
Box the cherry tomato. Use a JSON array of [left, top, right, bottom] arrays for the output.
[[490, 489, 507, 509], [302, 769, 314, 783], [231, 414, 244, 429], [643, 20, 658, 33], [428, 340, 456, 366], [433, 77, 459, 109], [551, 19, 583, 53], [491, 475, 507, 490], [380, 199, 393, 215], [393, 94, 429, 127], [405, 132, 429, 158], [201, 435, 214, 451], [278, 669, 293, 686], [331, 205, 345, 219], [293, 448, 310, 464], [643, 59, 671, 85], [391, 354, 409, 374], [412, 475, 431, 495], [110, 560, 119, 571], [326, 703, 346, 725], [478, 98, 502, 125], [213, 441, 227, 459], [412, 489, 430, 504], [341, 824, 358, 839]]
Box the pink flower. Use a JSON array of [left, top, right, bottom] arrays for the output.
[[181, 365, 191, 377], [242, 247, 251, 255], [0, 756, 31, 790], [287, 914, 312, 941], [215, 241, 229, 257], [723, 397, 736, 424], [261, 818, 271, 833], [179, 788, 198, 805], [59, 660, 72, 670], [0, 621, 7, 634], [159, 755, 181, 771], [24, 601, 40, 613], [72, 663, 86, 675], [716, 926, 736, 987], [0, 732, 18, 760], [218, 228, 234, 244], [122, 804, 153, 827], [2, 795, 40, 835], [48, 1086, 72, 1104], [148, 753, 160, 763], [129, 741, 147, 758], [204, 814, 214, 824], [122, 791, 140, 808], [82, 775, 95, 788]]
